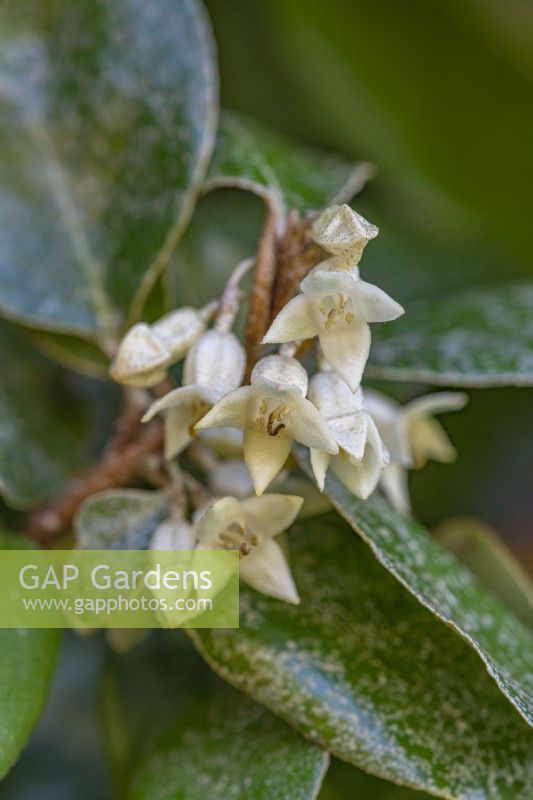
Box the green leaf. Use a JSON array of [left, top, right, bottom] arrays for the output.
[[103, 632, 328, 800], [28, 331, 110, 379], [172, 109, 373, 313], [0, 532, 60, 779], [435, 517, 533, 631], [132, 691, 329, 800], [75, 489, 168, 550], [205, 111, 373, 214], [173, 189, 266, 308], [0, 630, 59, 779], [295, 452, 533, 727], [368, 282, 533, 386], [192, 514, 533, 799], [0, 0, 218, 341], [0, 324, 95, 509]]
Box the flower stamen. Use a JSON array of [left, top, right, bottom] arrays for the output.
[[319, 293, 355, 330]]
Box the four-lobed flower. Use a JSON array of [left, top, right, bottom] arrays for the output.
[[195, 494, 303, 604], [195, 355, 338, 495], [263, 266, 404, 391], [308, 370, 387, 498], [365, 389, 468, 513]]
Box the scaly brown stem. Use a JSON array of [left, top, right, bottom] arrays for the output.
[[270, 212, 325, 322], [244, 198, 281, 379], [27, 422, 164, 546]]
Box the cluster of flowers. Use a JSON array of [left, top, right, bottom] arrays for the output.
[[111, 204, 466, 604]]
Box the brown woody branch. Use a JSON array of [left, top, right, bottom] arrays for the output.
[[244, 197, 280, 379], [27, 422, 164, 546], [270, 211, 325, 323]]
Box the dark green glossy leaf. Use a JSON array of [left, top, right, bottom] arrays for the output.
[[368, 282, 533, 386], [0, 0, 218, 341], [435, 517, 533, 630], [295, 452, 533, 727], [0, 324, 94, 509], [75, 489, 168, 549], [205, 110, 373, 214], [132, 691, 329, 800], [192, 514, 533, 799], [0, 532, 60, 779], [0, 633, 113, 800], [103, 632, 328, 800], [0, 630, 60, 780]]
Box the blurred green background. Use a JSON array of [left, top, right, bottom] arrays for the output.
[[1, 2, 532, 798], [207, 0, 533, 272]]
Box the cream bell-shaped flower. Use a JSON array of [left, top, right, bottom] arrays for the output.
[[195, 494, 303, 604], [312, 203, 378, 267], [365, 389, 468, 513], [151, 307, 206, 360], [149, 515, 197, 628], [263, 268, 404, 391], [110, 323, 171, 387], [308, 371, 387, 498], [142, 330, 246, 459], [196, 355, 338, 495]]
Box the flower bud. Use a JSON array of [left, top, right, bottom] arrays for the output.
[[110, 323, 171, 387], [183, 330, 246, 404], [251, 355, 308, 398], [312, 203, 378, 266], [308, 371, 364, 421], [152, 307, 205, 360], [150, 519, 195, 550]]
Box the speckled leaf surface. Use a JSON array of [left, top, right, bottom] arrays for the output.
[[0, 324, 94, 509], [295, 452, 533, 727], [75, 489, 168, 549], [192, 515, 533, 799], [368, 282, 533, 386], [103, 632, 328, 800], [204, 111, 373, 214], [0, 0, 217, 340], [0, 532, 60, 779]]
